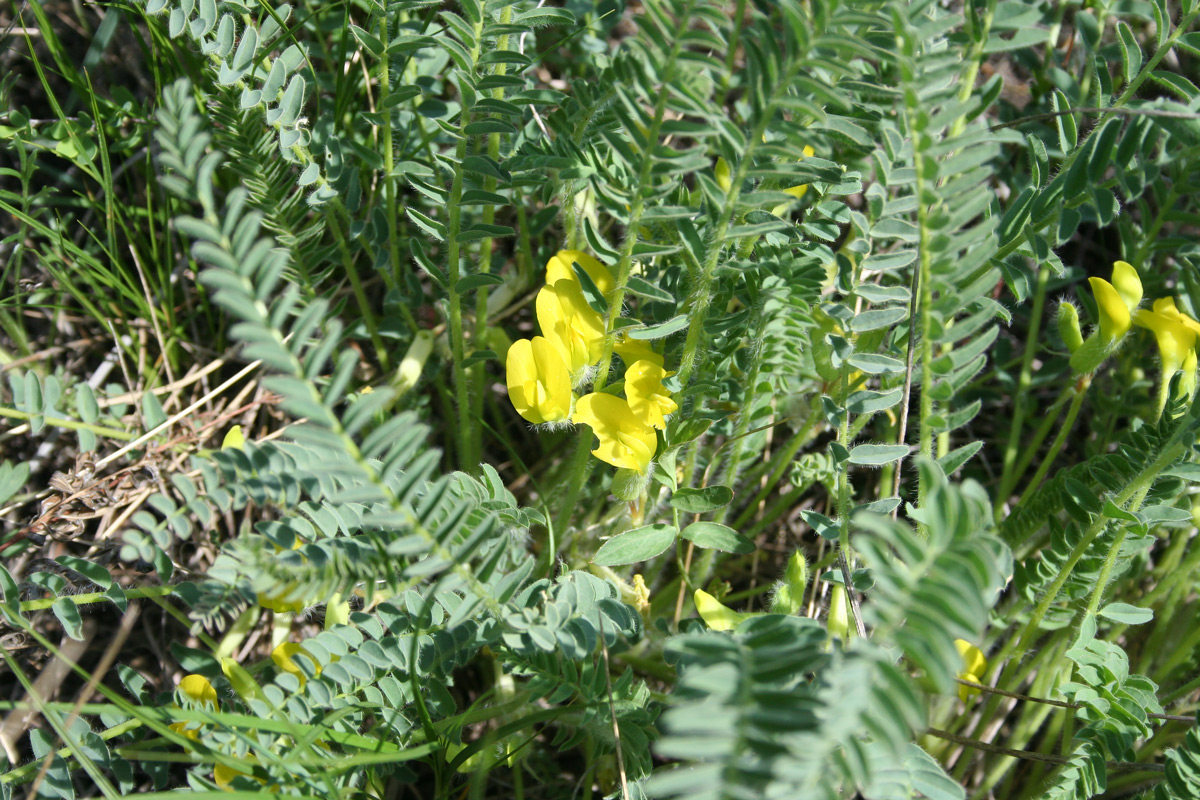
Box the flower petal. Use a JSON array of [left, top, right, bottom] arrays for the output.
[[506, 337, 572, 424], [546, 250, 615, 298], [1111, 260, 1143, 312], [1089, 277, 1131, 341], [575, 393, 658, 474], [955, 639, 987, 678], [537, 280, 607, 377], [178, 674, 218, 706], [625, 359, 678, 429], [694, 589, 749, 631]]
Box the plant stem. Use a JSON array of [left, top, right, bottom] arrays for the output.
[[1011, 374, 1090, 510], [443, 1, 489, 472], [995, 262, 1050, 518]]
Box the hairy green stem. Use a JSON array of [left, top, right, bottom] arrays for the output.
[[443, 1, 489, 471]]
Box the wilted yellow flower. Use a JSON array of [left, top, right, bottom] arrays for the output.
[[537, 279, 607, 381], [546, 250, 615, 299], [574, 393, 658, 474], [272, 641, 320, 689], [505, 337, 572, 425], [694, 589, 750, 631], [955, 639, 987, 702], [624, 360, 678, 430], [1090, 260, 1143, 342]]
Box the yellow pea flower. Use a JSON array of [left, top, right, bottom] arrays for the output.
[[1071, 261, 1144, 374], [537, 279, 607, 382], [955, 639, 987, 702], [574, 393, 658, 474], [694, 589, 751, 631], [272, 641, 320, 689], [179, 674, 218, 705], [546, 250, 615, 299], [624, 360, 678, 430], [170, 674, 218, 740], [1133, 296, 1199, 412], [614, 332, 663, 368], [505, 337, 572, 425], [1090, 260, 1143, 343], [1134, 297, 1197, 377]]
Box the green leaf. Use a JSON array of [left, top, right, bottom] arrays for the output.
[[1115, 21, 1142, 84], [349, 24, 383, 57], [142, 391, 167, 431], [626, 276, 674, 303], [455, 273, 505, 293], [52, 597, 85, 640], [846, 388, 902, 415], [670, 485, 734, 513], [406, 208, 446, 241], [627, 315, 689, 340], [870, 218, 919, 243], [592, 524, 678, 566], [799, 510, 840, 541], [847, 354, 905, 374], [456, 223, 515, 242], [850, 307, 908, 332], [1052, 90, 1077, 152], [55, 557, 112, 590], [1099, 603, 1153, 625], [0, 461, 30, 506], [848, 444, 910, 466], [680, 522, 754, 554]]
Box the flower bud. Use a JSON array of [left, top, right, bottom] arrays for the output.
[[827, 585, 853, 641], [1057, 302, 1083, 353], [770, 551, 808, 615]]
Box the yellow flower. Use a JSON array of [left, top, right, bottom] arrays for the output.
[[1133, 297, 1197, 377], [505, 337, 572, 425], [1089, 260, 1143, 342], [614, 332, 663, 368], [537, 279, 607, 381], [170, 674, 218, 741], [694, 589, 750, 631], [257, 586, 304, 614], [574, 393, 658, 474], [179, 674, 218, 705], [624, 360, 678, 430], [272, 641, 320, 689], [546, 250, 615, 299], [955, 639, 987, 702]]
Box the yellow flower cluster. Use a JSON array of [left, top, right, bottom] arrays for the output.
[[1065, 261, 1199, 409], [505, 250, 678, 475]]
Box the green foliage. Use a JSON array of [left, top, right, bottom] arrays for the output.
[[6, 0, 1200, 797]]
